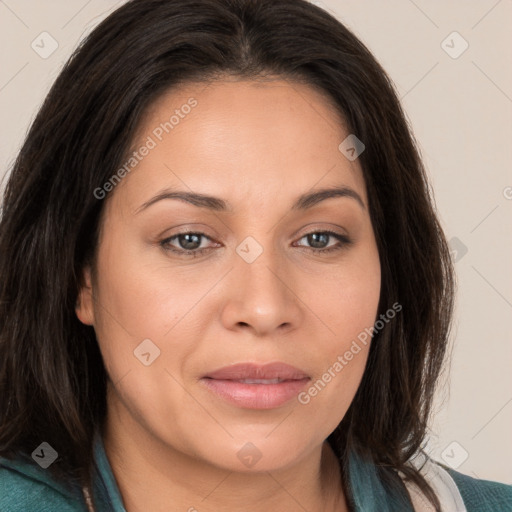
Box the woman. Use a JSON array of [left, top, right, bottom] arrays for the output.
[[0, 0, 510, 511]]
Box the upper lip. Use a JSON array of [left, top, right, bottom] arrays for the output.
[[203, 362, 310, 381]]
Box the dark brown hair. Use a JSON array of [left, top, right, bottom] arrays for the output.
[[0, 0, 454, 510]]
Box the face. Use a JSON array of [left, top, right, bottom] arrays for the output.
[[77, 77, 381, 473]]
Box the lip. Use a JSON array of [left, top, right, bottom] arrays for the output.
[[201, 362, 310, 409], [203, 362, 309, 380]]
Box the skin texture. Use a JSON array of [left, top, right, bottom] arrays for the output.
[[76, 78, 381, 512]]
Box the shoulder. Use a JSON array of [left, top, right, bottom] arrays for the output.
[[446, 465, 512, 512], [0, 455, 87, 512]]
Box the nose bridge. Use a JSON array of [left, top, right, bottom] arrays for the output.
[[221, 232, 301, 334], [235, 233, 287, 299]]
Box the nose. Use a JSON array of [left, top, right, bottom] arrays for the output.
[[219, 242, 304, 337]]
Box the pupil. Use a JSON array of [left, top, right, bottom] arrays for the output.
[[309, 233, 327, 248], [181, 234, 200, 250]]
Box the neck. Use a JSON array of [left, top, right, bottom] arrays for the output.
[[101, 401, 349, 512]]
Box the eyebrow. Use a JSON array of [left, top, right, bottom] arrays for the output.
[[135, 185, 365, 214]]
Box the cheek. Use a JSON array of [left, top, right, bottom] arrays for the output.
[[297, 241, 380, 424], [89, 229, 218, 414], [312, 236, 381, 345], [91, 227, 204, 342]]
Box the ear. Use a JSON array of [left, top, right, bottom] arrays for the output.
[[75, 265, 95, 326]]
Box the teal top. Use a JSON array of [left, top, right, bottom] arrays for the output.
[[1, 433, 512, 511]]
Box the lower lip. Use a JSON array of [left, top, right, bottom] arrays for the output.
[[200, 378, 310, 409]]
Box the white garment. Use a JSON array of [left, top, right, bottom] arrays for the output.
[[401, 452, 467, 512]]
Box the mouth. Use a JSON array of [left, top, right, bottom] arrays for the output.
[[200, 362, 310, 409]]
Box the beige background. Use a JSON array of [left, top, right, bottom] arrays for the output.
[[1, 0, 511, 485]]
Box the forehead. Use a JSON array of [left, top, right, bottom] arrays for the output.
[[110, 77, 367, 214]]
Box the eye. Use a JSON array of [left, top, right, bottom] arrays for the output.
[[159, 229, 352, 258], [160, 232, 217, 258], [294, 230, 352, 254]]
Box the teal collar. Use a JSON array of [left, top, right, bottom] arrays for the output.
[[344, 448, 414, 511], [91, 432, 127, 511]]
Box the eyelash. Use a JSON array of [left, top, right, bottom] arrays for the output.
[[159, 229, 352, 258]]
